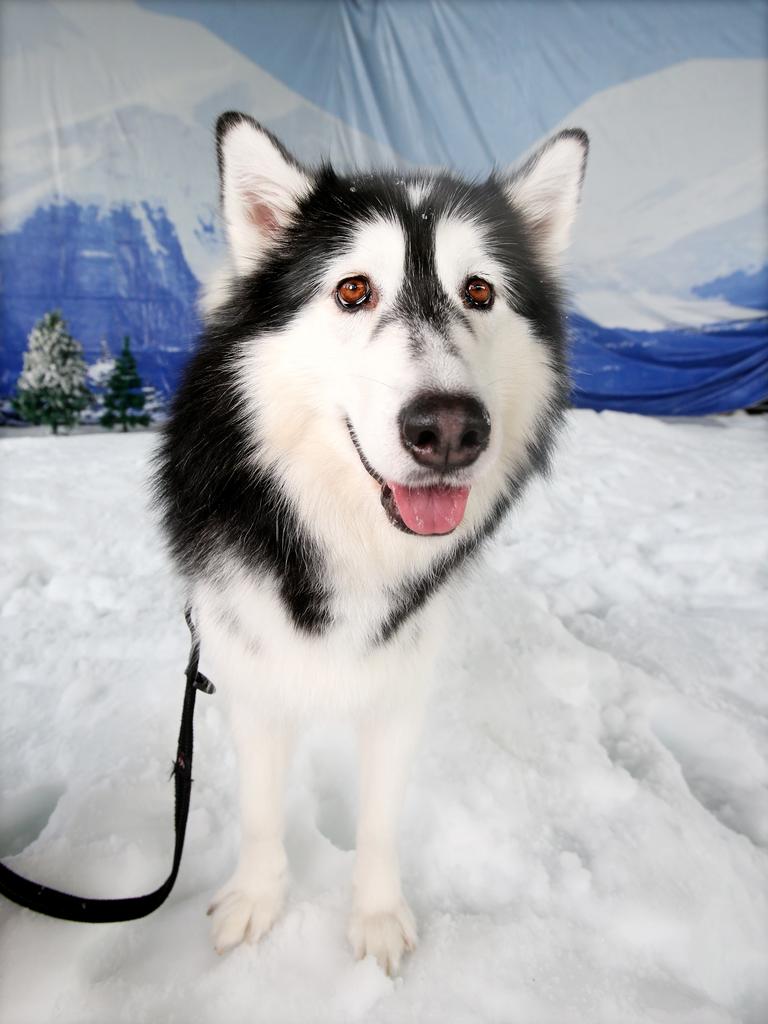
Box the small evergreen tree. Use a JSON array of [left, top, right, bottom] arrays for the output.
[[85, 339, 117, 424], [101, 336, 150, 432], [14, 311, 90, 433], [88, 339, 116, 391], [141, 384, 166, 420]]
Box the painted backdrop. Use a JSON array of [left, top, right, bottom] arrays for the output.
[[1, 0, 766, 414]]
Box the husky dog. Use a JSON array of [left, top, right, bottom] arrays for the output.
[[155, 113, 587, 973]]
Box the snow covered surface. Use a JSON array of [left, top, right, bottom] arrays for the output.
[[1, 410, 767, 1024]]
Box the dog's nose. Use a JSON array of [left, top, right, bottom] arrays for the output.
[[400, 392, 491, 470]]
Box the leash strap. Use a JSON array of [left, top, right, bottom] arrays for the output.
[[0, 607, 215, 923]]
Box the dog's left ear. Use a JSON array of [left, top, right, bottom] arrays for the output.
[[505, 129, 588, 260], [216, 112, 312, 273]]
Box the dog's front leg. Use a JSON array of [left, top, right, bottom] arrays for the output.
[[349, 701, 424, 974], [208, 712, 293, 954]]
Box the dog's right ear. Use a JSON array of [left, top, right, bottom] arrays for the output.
[[216, 112, 312, 274], [504, 129, 588, 262]]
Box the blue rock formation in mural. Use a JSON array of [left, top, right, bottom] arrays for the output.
[[693, 266, 768, 311], [0, 202, 200, 395]]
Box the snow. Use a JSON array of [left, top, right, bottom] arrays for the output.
[[86, 350, 116, 390], [574, 288, 763, 332], [1, 410, 767, 1024]]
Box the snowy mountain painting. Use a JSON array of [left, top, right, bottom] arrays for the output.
[[0, 0, 766, 413]]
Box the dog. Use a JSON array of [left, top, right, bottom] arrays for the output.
[[154, 112, 588, 973]]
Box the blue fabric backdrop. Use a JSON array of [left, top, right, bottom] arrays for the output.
[[1, 0, 766, 414], [570, 316, 768, 415]]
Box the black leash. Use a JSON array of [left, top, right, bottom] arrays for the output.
[[0, 607, 215, 923]]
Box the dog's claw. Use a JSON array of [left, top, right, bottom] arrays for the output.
[[208, 884, 284, 954], [348, 901, 418, 976]]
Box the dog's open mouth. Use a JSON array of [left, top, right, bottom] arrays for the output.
[[346, 420, 470, 536], [383, 482, 471, 536]]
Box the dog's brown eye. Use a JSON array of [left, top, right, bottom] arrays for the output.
[[336, 276, 372, 310], [464, 277, 494, 309]]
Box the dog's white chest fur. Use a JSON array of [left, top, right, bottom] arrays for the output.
[[193, 559, 449, 719]]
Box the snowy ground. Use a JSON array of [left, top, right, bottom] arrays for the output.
[[1, 410, 767, 1024]]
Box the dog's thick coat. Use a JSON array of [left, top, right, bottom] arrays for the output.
[[155, 114, 587, 972]]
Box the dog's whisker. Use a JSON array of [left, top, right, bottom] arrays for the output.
[[342, 373, 397, 391]]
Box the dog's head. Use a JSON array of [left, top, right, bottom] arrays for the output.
[[207, 114, 587, 544]]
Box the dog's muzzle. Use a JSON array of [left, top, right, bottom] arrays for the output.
[[346, 418, 475, 537]]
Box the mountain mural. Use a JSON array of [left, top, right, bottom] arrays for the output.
[[0, 202, 200, 394], [0, 0, 766, 414]]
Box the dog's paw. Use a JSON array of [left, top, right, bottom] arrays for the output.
[[348, 900, 418, 975], [207, 882, 284, 955]]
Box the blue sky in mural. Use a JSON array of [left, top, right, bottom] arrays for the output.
[[139, 0, 768, 168], [1, 0, 766, 413]]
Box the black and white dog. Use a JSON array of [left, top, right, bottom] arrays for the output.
[[155, 113, 588, 973]]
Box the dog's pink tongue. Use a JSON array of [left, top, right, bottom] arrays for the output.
[[389, 483, 470, 536]]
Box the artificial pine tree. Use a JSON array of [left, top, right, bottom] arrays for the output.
[[101, 336, 151, 432], [86, 339, 116, 424], [141, 384, 166, 420], [88, 339, 116, 391], [14, 311, 90, 433]]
